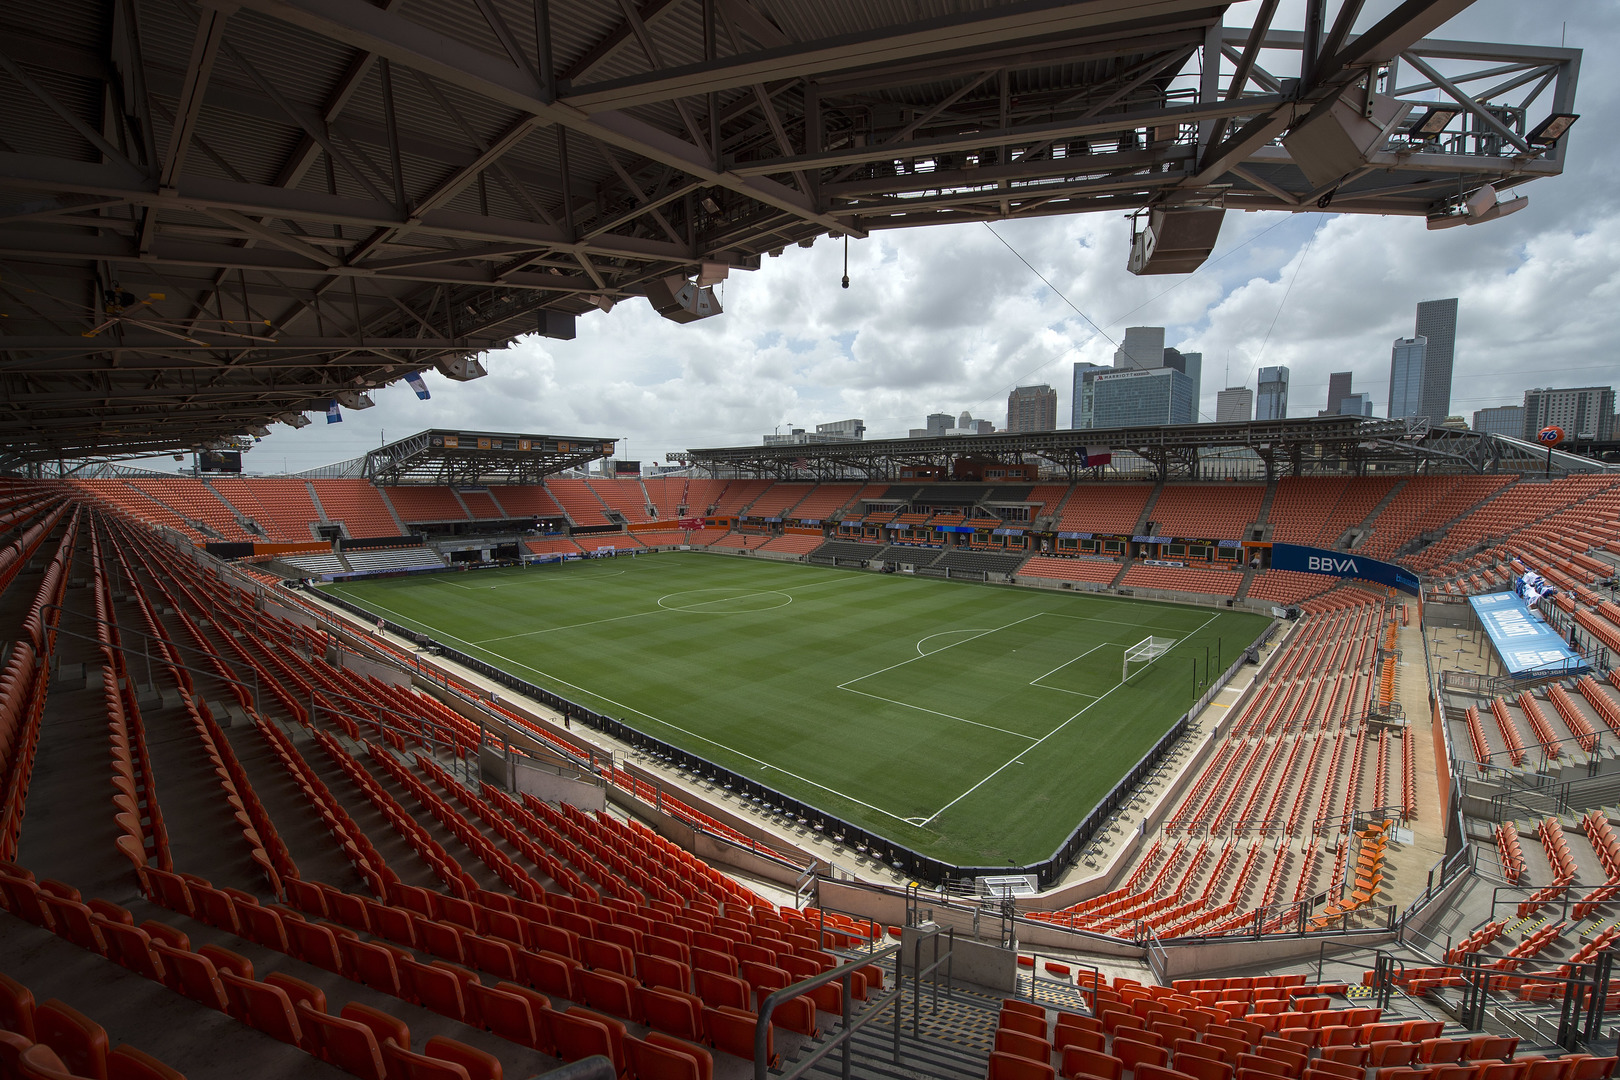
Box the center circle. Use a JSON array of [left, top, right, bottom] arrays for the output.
[[656, 588, 792, 613]]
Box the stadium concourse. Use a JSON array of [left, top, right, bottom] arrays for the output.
[[3, 466, 1620, 1080]]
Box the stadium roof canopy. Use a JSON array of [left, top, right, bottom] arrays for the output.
[[673, 417, 1620, 480], [0, 0, 1583, 464], [354, 428, 616, 485]]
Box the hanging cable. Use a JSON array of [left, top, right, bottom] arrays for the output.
[[1251, 214, 1325, 376], [983, 223, 1116, 346], [841, 233, 849, 289]]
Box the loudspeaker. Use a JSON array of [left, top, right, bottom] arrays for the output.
[[332, 390, 374, 409], [1127, 208, 1225, 276], [537, 310, 575, 340], [645, 275, 723, 323], [435, 354, 488, 381], [1282, 91, 1412, 189]]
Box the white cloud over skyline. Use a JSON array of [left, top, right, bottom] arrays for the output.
[[181, 0, 1618, 476]]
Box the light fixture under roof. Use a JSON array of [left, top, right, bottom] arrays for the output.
[[1408, 105, 1462, 138], [1526, 113, 1579, 146]]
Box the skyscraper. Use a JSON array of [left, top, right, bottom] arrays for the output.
[[1473, 405, 1524, 436], [1071, 362, 1110, 428], [1256, 366, 1289, 420], [1091, 368, 1194, 428], [1322, 372, 1353, 416], [1339, 393, 1374, 417], [1163, 349, 1202, 419], [1006, 385, 1057, 432], [1113, 327, 1165, 370], [1415, 298, 1458, 425], [1388, 337, 1426, 419], [1522, 387, 1616, 441], [1216, 387, 1254, 422]]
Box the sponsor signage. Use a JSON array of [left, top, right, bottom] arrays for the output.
[[1269, 542, 1420, 595], [1468, 592, 1588, 679]]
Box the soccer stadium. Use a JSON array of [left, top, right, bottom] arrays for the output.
[[2, 3, 1618, 1080]]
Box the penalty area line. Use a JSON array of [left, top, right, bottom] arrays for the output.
[[918, 610, 1222, 827], [838, 685, 1038, 741]]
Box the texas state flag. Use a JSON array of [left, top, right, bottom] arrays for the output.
[[1079, 446, 1111, 467]]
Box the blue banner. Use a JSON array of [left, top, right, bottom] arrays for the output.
[[1468, 592, 1588, 679], [1269, 543, 1420, 595]]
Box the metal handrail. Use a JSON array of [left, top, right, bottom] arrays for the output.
[[910, 925, 955, 1040], [755, 944, 904, 1080]]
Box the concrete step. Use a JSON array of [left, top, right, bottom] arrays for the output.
[[213, 715, 371, 894]]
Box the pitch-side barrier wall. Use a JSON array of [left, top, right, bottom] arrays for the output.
[[318, 584, 1279, 890]]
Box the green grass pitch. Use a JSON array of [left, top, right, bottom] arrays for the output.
[[327, 553, 1271, 867]]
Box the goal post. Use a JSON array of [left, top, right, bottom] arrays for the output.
[[1123, 635, 1177, 683]]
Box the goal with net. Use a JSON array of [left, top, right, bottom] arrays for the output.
[[1123, 636, 1177, 682]]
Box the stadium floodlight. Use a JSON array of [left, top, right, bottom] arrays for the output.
[[333, 390, 375, 409], [276, 412, 311, 429], [1123, 635, 1176, 683], [1408, 105, 1461, 139], [1526, 113, 1579, 146]]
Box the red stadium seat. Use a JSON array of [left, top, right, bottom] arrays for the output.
[[991, 1050, 1056, 1080], [34, 999, 111, 1080]]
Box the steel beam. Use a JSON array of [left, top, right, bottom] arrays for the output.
[[559, 0, 1213, 109], [232, 0, 862, 236]]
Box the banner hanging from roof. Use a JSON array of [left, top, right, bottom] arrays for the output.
[[1468, 591, 1588, 679], [1079, 446, 1112, 468], [1269, 543, 1420, 595]]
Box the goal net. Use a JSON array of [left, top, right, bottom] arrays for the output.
[[1123, 636, 1177, 682]]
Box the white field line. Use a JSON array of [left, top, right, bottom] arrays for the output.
[[836, 612, 1046, 691], [1041, 610, 1208, 631], [462, 648, 919, 825], [838, 685, 1039, 741], [1029, 642, 1109, 688], [916, 629, 992, 657], [919, 610, 1223, 827], [347, 571, 922, 825]]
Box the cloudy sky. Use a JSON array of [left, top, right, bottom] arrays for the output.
[[206, 0, 1618, 475]]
